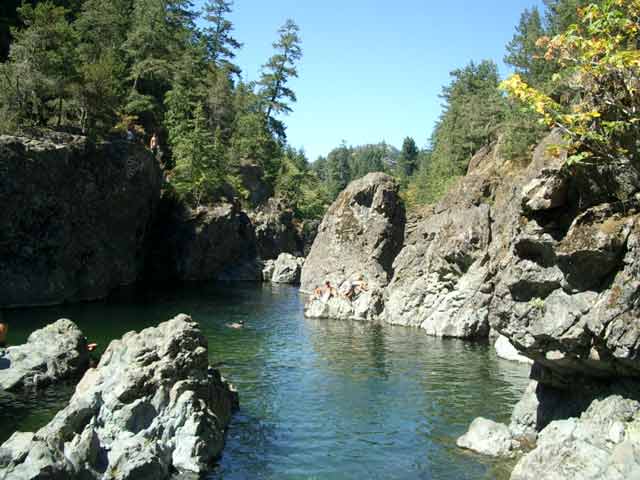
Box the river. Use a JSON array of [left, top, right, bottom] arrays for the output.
[[1, 283, 530, 479]]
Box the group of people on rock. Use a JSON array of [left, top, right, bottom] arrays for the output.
[[312, 276, 368, 302]]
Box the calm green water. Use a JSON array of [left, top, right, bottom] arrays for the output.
[[1, 283, 530, 479]]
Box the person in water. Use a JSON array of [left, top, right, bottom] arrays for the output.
[[0, 322, 8, 348]]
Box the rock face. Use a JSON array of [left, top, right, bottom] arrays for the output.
[[0, 314, 238, 479], [146, 198, 259, 282], [511, 395, 640, 480], [0, 319, 89, 391], [249, 198, 303, 259], [270, 253, 305, 284], [301, 173, 405, 292], [0, 133, 162, 307]]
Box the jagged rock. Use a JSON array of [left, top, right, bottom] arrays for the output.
[[383, 201, 492, 338], [262, 259, 276, 281], [457, 417, 521, 458], [233, 160, 272, 206], [301, 173, 405, 294], [304, 288, 385, 321], [0, 314, 238, 480], [495, 335, 533, 364], [0, 319, 89, 391], [146, 199, 258, 282], [249, 198, 301, 259], [511, 395, 640, 480], [0, 133, 162, 307], [271, 253, 305, 284]]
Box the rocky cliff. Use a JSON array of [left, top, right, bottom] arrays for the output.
[[303, 132, 640, 478], [0, 133, 161, 307], [0, 314, 238, 479], [145, 195, 260, 282]]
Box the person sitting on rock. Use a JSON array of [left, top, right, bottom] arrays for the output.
[[321, 281, 336, 302], [353, 276, 368, 296], [313, 286, 324, 300], [339, 279, 355, 300], [0, 322, 7, 348]]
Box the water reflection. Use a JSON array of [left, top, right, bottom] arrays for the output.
[[2, 284, 530, 479]]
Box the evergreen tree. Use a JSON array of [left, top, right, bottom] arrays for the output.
[[0, 2, 77, 128], [398, 137, 419, 177], [504, 7, 552, 87], [258, 19, 302, 137], [326, 142, 352, 198], [201, 0, 241, 75]]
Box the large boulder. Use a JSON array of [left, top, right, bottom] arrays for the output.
[[0, 133, 162, 307], [0, 314, 238, 479], [0, 319, 89, 391], [145, 198, 259, 282], [301, 173, 405, 292], [457, 417, 521, 458], [270, 253, 305, 284], [511, 395, 640, 480]]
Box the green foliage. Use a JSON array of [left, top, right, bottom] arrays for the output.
[[502, 0, 640, 167], [407, 60, 504, 204], [202, 0, 242, 75], [165, 86, 225, 207], [0, 2, 77, 128], [258, 19, 302, 137], [276, 147, 330, 219], [398, 137, 419, 178]]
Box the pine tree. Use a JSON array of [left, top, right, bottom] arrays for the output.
[[258, 19, 302, 137], [398, 137, 419, 177], [0, 2, 77, 127], [504, 7, 552, 87], [326, 142, 352, 198], [201, 0, 241, 75]]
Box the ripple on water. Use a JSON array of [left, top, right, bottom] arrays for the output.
[[2, 283, 530, 479]]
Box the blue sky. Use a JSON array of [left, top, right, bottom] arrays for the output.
[[196, 0, 545, 160]]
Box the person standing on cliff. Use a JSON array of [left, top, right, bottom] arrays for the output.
[[0, 322, 8, 348], [150, 132, 158, 154]]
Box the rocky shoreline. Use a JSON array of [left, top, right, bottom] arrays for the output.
[[300, 131, 640, 479], [0, 315, 238, 480]]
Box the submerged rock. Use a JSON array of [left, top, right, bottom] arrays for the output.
[[0, 133, 162, 307], [0, 314, 238, 479], [0, 319, 89, 391]]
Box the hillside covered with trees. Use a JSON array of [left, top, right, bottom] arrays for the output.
[[0, 0, 634, 217]]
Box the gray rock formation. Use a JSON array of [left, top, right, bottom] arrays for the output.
[[146, 199, 259, 282], [0, 314, 238, 480], [0, 319, 89, 391], [457, 417, 521, 458], [271, 253, 305, 284], [301, 173, 405, 293], [511, 395, 640, 480], [495, 335, 533, 364], [249, 198, 302, 259], [304, 289, 385, 322], [0, 133, 162, 307]]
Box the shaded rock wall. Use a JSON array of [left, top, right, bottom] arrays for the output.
[[145, 197, 259, 282], [0, 133, 161, 307]]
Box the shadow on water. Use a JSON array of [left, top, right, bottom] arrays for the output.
[[2, 283, 531, 479]]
